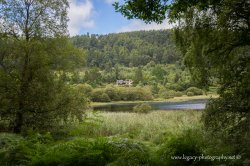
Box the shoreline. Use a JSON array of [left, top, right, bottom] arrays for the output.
[[91, 94, 218, 106]]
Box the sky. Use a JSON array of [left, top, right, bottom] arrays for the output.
[[68, 0, 173, 36]]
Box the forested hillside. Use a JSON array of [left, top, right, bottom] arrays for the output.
[[68, 30, 207, 102], [71, 30, 181, 68]]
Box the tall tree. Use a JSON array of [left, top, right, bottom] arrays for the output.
[[0, 0, 86, 133], [134, 66, 144, 84]]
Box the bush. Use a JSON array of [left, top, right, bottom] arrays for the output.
[[76, 83, 93, 96], [91, 89, 111, 102], [0, 133, 26, 166], [157, 129, 211, 166], [0, 135, 153, 166], [133, 103, 152, 113], [119, 87, 153, 101], [203, 97, 250, 165], [90, 86, 153, 102], [104, 86, 121, 101], [175, 91, 183, 97], [186, 87, 203, 96], [160, 90, 183, 99], [102, 138, 151, 165], [187, 92, 194, 96]]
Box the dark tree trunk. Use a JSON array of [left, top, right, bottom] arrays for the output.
[[13, 111, 23, 133], [14, 42, 30, 133]]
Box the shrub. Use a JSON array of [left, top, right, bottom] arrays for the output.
[[175, 91, 183, 97], [90, 86, 153, 102], [186, 87, 203, 95], [203, 97, 250, 165], [76, 83, 93, 96], [91, 89, 111, 102], [187, 92, 194, 96], [160, 90, 183, 99], [157, 129, 211, 166], [102, 138, 151, 165], [133, 103, 152, 113], [104, 86, 121, 101], [0, 133, 26, 166], [0, 133, 152, 166]]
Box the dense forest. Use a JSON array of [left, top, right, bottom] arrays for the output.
[[72, 30, 181, 68]]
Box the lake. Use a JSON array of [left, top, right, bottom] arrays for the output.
[[93, 99, 207, 112]]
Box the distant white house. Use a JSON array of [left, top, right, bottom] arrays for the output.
[[116, 79, 133, 86]]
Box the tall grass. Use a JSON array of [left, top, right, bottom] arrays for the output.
[[71, 110, 202, 144]]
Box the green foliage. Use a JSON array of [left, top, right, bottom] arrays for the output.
[[0, 38, 88, 133], [84, 67, 102, 86], [115, 1, 250, 163], [119, 87, 153, 101], [158, 129, 211, 166], [186, 87, 203, 96], [134, 67, 144, 84], [30, 138, 106, 166], [133, 103, 152, 113], [160, 89, 183, 99], [151, 65, 167, 84], [114, 0, 168, 24], [72, 30, 181, 68], [91, 89, 111, 102], [76, 111, 202, 144], [104, 85, 121, 101], [91, 86, 153, 102], [203, 97, 250, 164], [0, 112, 241, 166], [0, 1, 87, 133], [187, 92, 194, 96], [0, 133, 26, 166], [104, 139, 151, 166], [157, 85, 183, 99], [76, 83, 93, 97], [174, 91, 183, 97], [0, 133, 152, 166]]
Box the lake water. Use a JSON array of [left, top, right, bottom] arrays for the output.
[[93, 99, 207, 112]]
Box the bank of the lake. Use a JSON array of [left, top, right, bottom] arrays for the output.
[[91, 94, 218, 107]]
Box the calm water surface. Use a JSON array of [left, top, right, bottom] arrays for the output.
[[93, 99, 207, 112]]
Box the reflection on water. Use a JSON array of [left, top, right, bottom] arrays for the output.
[[93, 99, 207, 112]]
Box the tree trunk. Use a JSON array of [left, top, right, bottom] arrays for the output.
[[13, 45, 30, 133], [13, 111, 23, 133], [13, 2, 32, 134], [14, 65, 28, 133]]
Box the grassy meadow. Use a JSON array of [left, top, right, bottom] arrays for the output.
[[73, 110, 202, 144]]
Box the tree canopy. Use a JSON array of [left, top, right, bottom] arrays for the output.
[[72, 30, 181, 68]]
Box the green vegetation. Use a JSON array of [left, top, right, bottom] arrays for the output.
[[1, 0, 248, 165], [116, 0, 250, 163], [186, 87, 203, 96], [70, 30, 209, 102], [0, 111, 241, 165], [0, 1, 87, 133], [133, 103, 152, 113], [91, 86, 153, 102], [72, 30, 181, 68]]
